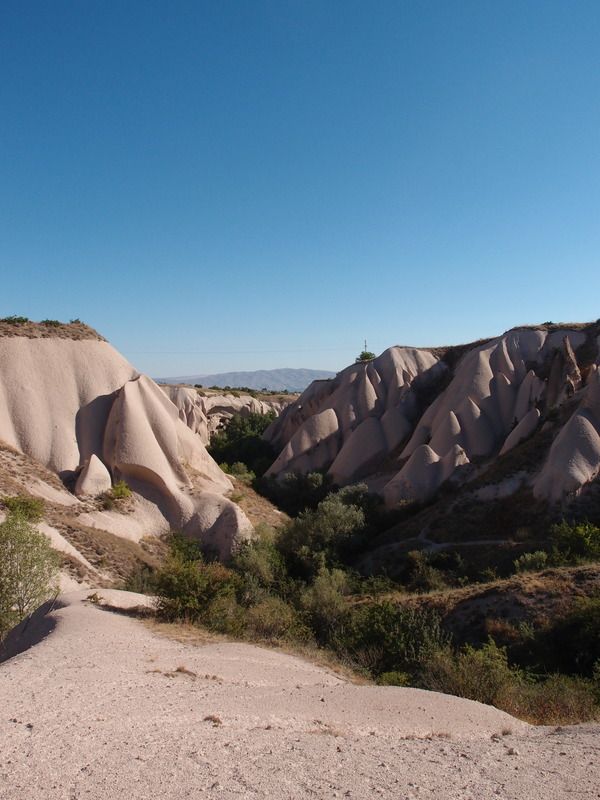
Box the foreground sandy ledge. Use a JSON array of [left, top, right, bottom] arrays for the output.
[[0, 591, 598, 800]]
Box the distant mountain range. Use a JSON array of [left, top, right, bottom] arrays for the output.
[[156, 368, 336, 392]]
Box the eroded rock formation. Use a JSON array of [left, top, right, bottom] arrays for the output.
[[0, 333, 252, 557], [265, 324, 600, 506]]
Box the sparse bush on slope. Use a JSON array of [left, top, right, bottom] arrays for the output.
[[0, 512, 59, 640]]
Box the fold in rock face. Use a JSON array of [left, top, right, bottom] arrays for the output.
[[265, 325, 600, 506], [0, 334, 252, 557]]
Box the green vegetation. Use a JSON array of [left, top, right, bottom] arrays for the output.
[[40, 318, 61, 327], [111, 480, 132, 499], [1, 495, 45, 522], [208, 412, 276, 476], [151, 491, 600, 723], [149, 412, 600, 724], [355, 350, 376, 362], [550, 520, 600, 562], [100, 480, 132, 509], [0, 511, 59, 640], [0, 315, 29, 325]]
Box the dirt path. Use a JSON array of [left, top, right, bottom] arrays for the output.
[[0, 590, 598, 799]]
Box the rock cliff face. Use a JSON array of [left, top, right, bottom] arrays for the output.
[[0, 332, 252, 560], [265, 324, 600, 507], [161, 385, 294, 444]]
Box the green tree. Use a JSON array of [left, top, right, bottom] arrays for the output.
[[0, 513, 60, 639], [355, 350, 376, 362]]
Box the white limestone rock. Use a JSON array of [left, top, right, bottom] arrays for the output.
[[74, 454, 112, 496]]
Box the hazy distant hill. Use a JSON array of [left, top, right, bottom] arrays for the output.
[[157, 368, 336, 392]]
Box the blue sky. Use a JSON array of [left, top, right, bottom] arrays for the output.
[[1, 1, 599, 376]]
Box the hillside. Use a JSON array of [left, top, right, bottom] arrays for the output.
[[265, 323, 600, 512], [2, 590, 599, 800], [0, 321, 259, 585], [157, 368, 336, 392]]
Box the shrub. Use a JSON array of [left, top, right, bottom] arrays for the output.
[[355, 350, 376, 362], [0, 315, 29, 325], [278, 493, 365, 579], [499, 673, 599, 725], [533, 597, 600, 677], [154, 548, 238, 623], [111, 480, 132, 499], [256, 470, 334, 516], [404, 550, 448, 592], [245, 596, 309, 642], [300, 567, 350, 642], [0, 513, 59, 639], [334, 602, 450, 677], [550, 520, 600, 562], [420, 639, 516, 705], [208, 412, 276, 476], [204, 594, 246, 636], [1, 495, 45, 522], [513, 550, 549, 573], [232, 537, 289, 602], [41, 319, 61, 327], [228, 462, 255, 484], [377, 671, 411, 686]]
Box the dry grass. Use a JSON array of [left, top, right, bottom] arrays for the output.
[[142, 617, 369, 685], [227, 478, 290, 530], [0, 319, 105, 340], [393, 564, 600, 646]]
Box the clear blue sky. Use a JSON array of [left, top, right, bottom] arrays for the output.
[[1, 1, 599, 376]]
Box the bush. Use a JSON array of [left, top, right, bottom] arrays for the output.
[[377, 671, 411, 686], [0, 513, 59, 639], [227, 462, 256, 484], [154, 546, 238, 623], [232, 537, 289, 603], [513, 550, 549, 573], [0, 315, 29, 325], [278, 493, 365, 579], [499, 673, 599, 725], [256, 470, 334, 516], [208, 412, 276, 476], [111, 480, 132, 499], [403, 550, 448, 592], [355, 350, 376, 362], [420, 639, 516, 705], [41, 319, 61, 327], [245, 596, 309, 642], [550, 520, 600, 562], [300, 567, 350, 642], [334, 602, 450, 677], [1, 495, 45, 522], [532, 597, 600, 677]]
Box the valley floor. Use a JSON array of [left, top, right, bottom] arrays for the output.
[[0, 591, 598, 800]]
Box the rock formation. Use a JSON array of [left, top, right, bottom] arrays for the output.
[[0, 326, 252, 561], [161, 385, 294, 445], [265, 324, 600, 506]]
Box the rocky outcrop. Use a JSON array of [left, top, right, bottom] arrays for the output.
[[0, 333, 252, 557], [74, 454, 112, 496], [265, 325, 600, 506], [161, 385, 294, 445], [534, 365, 600, 502]]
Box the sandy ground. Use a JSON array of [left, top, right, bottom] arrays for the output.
[[0, 591, 598, 800]]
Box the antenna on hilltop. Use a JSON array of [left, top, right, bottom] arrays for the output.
[[364, 338, 368, 352]]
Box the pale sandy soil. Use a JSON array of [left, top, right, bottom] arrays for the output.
[[0, 591, 598, 800]]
